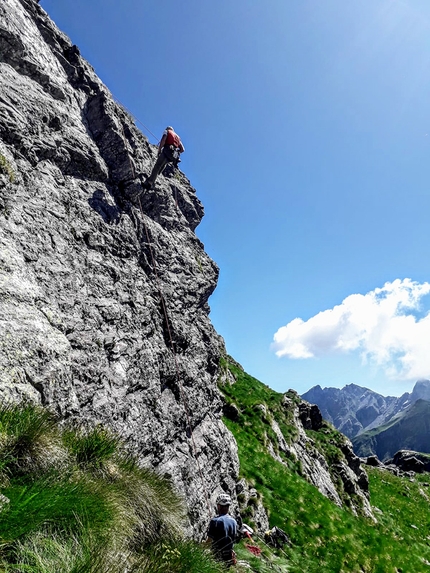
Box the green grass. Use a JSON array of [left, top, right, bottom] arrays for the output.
[[132, 540, 225, 573], [220, 359, 300, 449], [0, 402, 60, 476], [220, 358, 430, 572], [62, 425, 121, 470], [0, 402, 223, 573], [0, 474, 115, 542]]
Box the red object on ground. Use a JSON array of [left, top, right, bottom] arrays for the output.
[[245, 544, 262, 556]]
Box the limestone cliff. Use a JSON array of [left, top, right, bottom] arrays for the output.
[[0, 0, 238, 537], [0, 0, 373, 540]]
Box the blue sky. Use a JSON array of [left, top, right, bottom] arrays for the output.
[[40, 0, 430, 397]]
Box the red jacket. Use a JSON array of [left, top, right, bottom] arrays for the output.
[[165, 130, 182, 149]]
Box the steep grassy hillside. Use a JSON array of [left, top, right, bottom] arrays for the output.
[[220, 360, 430, 573], [353, 399, 430, 459]]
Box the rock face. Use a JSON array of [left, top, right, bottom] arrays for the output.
[[362, 450, 430, 476], [302, 381, 430, 439], [0, 0, 238, 537], [389, 450, 430, 473], [0, 0, 378, 539]]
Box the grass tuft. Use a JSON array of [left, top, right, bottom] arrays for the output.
[[0, 403, 60, 477], [62, 425, 120, 471], [0, 402, 220, 573]]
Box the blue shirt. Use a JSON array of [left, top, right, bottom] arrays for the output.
[[207, 514, 237, 545]]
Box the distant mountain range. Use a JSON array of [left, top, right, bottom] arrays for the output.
[[352, 399, 430, 460], [301, 380, 430, 440]]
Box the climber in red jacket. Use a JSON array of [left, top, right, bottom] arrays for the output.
[[143, 126, 185, 189]]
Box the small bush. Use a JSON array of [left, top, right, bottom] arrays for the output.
[[117, 464, 185, 546], [2, 526, 121, 573]]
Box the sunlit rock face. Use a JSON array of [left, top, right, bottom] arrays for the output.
[[0, 0, 239, 537], [0, 0, 376, 538]]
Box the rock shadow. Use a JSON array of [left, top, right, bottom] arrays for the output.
[[88, 189, 121, 224]]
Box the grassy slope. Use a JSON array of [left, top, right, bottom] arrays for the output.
[[221, 360, 430, 573]]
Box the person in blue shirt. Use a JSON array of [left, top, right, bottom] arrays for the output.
[[207, 493, 238, 567]]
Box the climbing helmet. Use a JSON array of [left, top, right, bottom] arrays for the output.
[[216, 493, 232, 506]]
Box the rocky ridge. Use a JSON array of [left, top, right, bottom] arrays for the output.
[[288, 396, 372, 517], [363, 450, 430, 477], [353, 399, 430, 460], [302, 380, 430, 439]]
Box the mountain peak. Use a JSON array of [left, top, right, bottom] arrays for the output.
[[411, 380, 430, 402]]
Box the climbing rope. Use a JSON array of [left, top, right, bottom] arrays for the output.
[[173, 171, 182, 211], [113, 94, 160, 144], [137, 195, 213, 520]]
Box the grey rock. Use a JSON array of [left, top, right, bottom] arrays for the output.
[[235, 479, 246, 495], [254, 403, 267, 415], [0, 493, 10, 511], [298, 401, 323, 430], [235, 480, 269, 534], [364, 455, 384, 467], [223, 402, 240, 422], [391, 450, 430, 474], [0, 0, 238, 538]]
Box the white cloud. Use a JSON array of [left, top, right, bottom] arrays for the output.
[[272, 279, 430, 380]]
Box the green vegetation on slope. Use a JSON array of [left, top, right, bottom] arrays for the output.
[[220, 359, 430, 573], [0, 402, 223, 573]]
